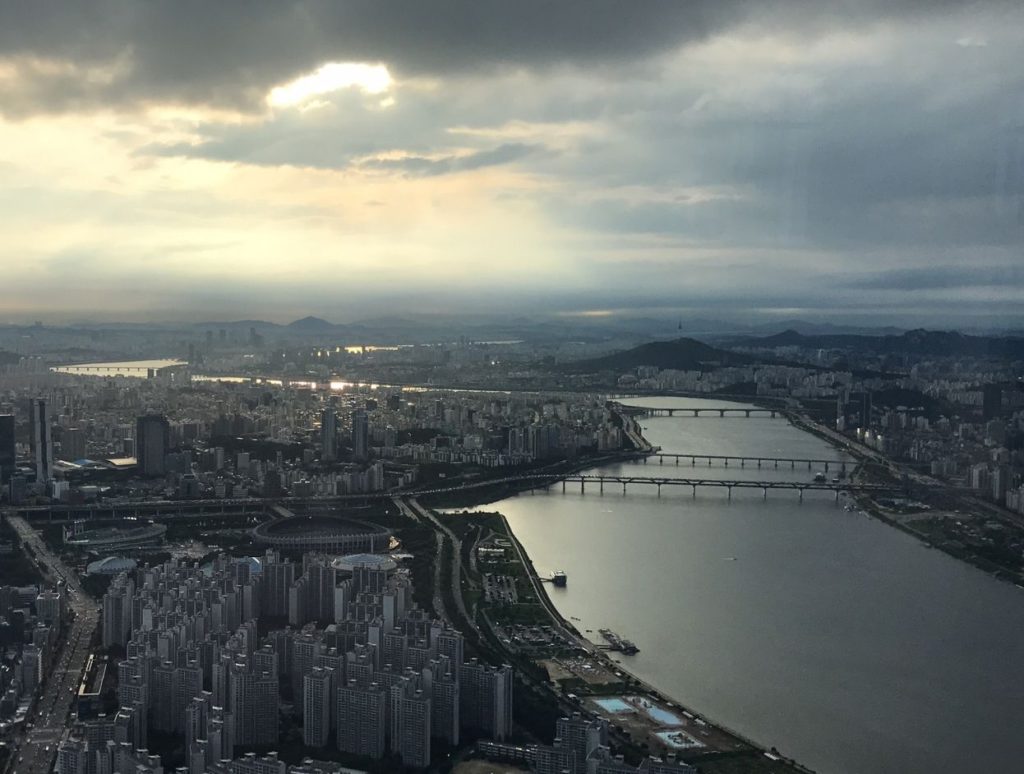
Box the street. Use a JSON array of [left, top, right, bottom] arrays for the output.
[[4, 516, 100, 774]]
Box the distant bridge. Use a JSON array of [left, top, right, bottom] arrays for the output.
[[645, 453, 854, 472], [611, 401, 781, 419]]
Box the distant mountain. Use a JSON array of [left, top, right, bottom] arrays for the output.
[[565, 337, 750, 372], [287, 316, 336, 331], [730, 329, 1024, 359]]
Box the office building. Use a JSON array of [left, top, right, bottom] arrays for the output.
[[352, 410, 369, 460], [59, 427, 86, 461], [136, 414, 170, 477], [321, 408, 338, 462], [30, 398, 52, 483], [0, 414, 14, 483]]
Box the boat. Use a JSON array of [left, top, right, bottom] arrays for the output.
[[599, 628, 640, 655], [552, 571, 567, 587], [814, 472, 826, 482]]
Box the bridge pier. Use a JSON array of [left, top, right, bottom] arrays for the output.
[[798, 488, 804, 502], [675, 457, 679, 466], [835, 489, 840, 502], [763, 488, 768, 500], [659, 456, 663, 465], [807, 461, 812, 470], [745, 410, 751, 417], [724, 458, 728, 467], [719, 410, 725, 417], [825, 462, 830, 472], [580, 480, 585, 494], [791, 461, 795, 469], [643, 457, 647, 464], [741, 459, 745, 468], [727, 486, 732, 500], [657, 484, 661, 497], [691, 485, 697, 497], [771, 411, 777, 418], [600, 480, 604, 494], [562, 480, 566, 493], [622, 482, 627, 494], [691, 457, 695, 466]]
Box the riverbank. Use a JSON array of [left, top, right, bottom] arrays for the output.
[[789, 412, 1024, 586], [494, 510, 815, 773], [438, 407, 815, 769]]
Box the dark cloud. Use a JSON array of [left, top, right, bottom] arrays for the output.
[[841, 264, 1024, 291], [0, 0, 1000, 117], [360, 143, 548, 177]]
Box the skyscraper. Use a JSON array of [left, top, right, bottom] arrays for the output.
[[352, 410, 369, 460], [320, 408, 338, 462], [30, 398, 52, 483], [59, 427, 86, 461], [0, 414, 14, 483], [302, 667, 332, 748], [390, 676, 431, 768], [136, 414, 170, 477], [337, 679, 386, 759], [459, 660, 513, 741]]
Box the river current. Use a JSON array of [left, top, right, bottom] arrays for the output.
[[470, 397, 1024, 774]]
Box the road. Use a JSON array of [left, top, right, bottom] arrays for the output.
[[4, 516, 100, 774], [406, 498, 479, 635]]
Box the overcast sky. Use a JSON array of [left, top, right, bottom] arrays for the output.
[[1, 1, 1021, 326]]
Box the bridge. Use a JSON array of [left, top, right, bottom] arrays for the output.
[[644, 453, 854, 472], [541, 474, 896, 501], [3, 472, 902, 521], [611, 401, 780, 419]]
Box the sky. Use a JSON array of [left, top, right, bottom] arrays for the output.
[[0, 1, 1022, 327]]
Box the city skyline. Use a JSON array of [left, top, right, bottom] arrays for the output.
[[2, 1, 1022, 325]]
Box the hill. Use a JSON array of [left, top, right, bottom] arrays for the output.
[[566, 337, 750, 373], [731, 329, 1024, 359]]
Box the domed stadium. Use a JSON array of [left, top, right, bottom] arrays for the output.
[[331, 553, 398, 574], [252, 514, 391, 553]]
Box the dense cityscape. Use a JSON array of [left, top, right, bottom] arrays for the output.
[[0, 319, 1021, 774]]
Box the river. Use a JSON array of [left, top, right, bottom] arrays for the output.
[[472, 397, 1024, 774]]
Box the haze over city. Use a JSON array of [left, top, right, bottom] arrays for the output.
[[1, 1, 1022, 326]]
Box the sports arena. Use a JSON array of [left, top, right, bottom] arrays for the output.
[[252, 513, 392, 553]]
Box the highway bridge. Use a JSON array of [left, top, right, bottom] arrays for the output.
[[3, 470, 904, 522], [623, 405, 780, 418], [544, 474, 897, 501], [644, 453, 855, 471]]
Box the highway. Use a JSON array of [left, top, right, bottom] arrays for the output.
[[4, 516, 100, 774]]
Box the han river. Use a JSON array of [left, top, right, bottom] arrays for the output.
[[468, 397, 1024, 774]]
